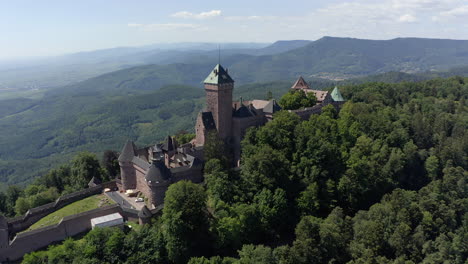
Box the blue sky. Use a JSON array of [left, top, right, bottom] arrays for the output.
[[1, 0, 468, 59]]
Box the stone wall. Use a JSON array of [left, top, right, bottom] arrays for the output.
[[7, 184, 107, 234], [290, 104, 324, 120], [134, 165, 152, 204], [0, 204, 122, 263]]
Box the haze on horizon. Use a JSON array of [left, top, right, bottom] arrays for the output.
[[1, 0, 468, 60]]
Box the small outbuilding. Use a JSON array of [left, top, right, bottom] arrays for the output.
[[91, 213, 124, 229]]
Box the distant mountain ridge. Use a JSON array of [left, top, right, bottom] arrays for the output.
[[5, 36, 468, 92], [72, 37, 468, 89]]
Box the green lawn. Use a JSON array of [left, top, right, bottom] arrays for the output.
[[26, 194, 115, 231], [126, 221, 142, 232]]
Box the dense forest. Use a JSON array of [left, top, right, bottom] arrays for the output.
[[10, 76, 466, 263]]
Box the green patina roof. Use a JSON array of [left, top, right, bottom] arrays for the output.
[[331, 86, 345, 102], [204, 64, 234, 84]]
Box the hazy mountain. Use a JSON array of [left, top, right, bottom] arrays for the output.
[[0, 42, 271, 90], [4, 37, 468, 92]]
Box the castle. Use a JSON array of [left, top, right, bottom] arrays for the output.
[[0, 64, 345, 262], [118, 64, 345, 208]]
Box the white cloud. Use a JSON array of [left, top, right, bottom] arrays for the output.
[[440, 5, 468, 17], [127, 0, 468, 42], [127, 23, 143, 27], [391, 0, 459, 11], [225, 15, 277, 21], [398, 14, 417, 22], [127, 23, 201, 31], [171, 10, 221, 19]]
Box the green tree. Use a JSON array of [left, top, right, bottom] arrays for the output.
[[296, 183, 320, 216], [237, 244, 276, 264], [279, 90, 316, 110], [70, 152, 104, 189], [102, 150, 119, 180], [14, 196, 30, 215], [162, 181, 210, 264], [204, 131, 231, 168]]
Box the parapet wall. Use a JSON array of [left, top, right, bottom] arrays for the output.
[[290, 104, 324, 120], [0, 204, 122, 262], [7, 180, 117, 235]]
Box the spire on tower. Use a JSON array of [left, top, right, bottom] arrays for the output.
[[204, 64, 234, 85]]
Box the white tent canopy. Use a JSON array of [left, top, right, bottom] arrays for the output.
[[91, 213, 124, 229]]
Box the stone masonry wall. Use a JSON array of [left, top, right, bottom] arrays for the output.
[[0, 204, 122, 263], [134, 165, 152, 203], [205, 83, 233, 140], [7, 184, 107, 234]]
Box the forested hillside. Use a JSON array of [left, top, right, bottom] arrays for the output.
[[1, 66, 468, 189], [19, 76, 467, 264], [0, 85, 204, 187]]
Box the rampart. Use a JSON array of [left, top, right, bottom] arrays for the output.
[[0, 204, 122, 262], [7, 180, 117, 234]]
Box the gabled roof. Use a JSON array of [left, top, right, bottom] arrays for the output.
[[331, 86, 345, 102], [263, 99, 282, 114], [201, 112, 216, 130], [204, 64, 234, 85], [118, 140, 136, 162], [291, 76, 310, 90], [138, 205, 152, 218]]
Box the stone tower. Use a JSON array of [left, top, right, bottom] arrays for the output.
[[0, 214, 8, 250], [118, 140, 137, 191], [203, 64, 234, 140]]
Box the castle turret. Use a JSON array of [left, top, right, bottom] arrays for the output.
[[145, 159, 171, 206], [0, 214, 8, 250], [330, 86, 345, 102], [203, 64, 234, 141], [118, 140, 137, 191]]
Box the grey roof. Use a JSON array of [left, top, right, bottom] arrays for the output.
[[331, 86, 345, 102], [204, 64, 234, 85], [162, 136, 175, 152], [263, 99, 282, 114], [145, 160, 171, 183], [233, 104, 259, 118], [132, 156, 151, 170], [201, 112, 216, 130], [138, 205, 152, 218], [88, 176, 101, 186], [153, 143, 163, 153], [118, 140, 136, 162]]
